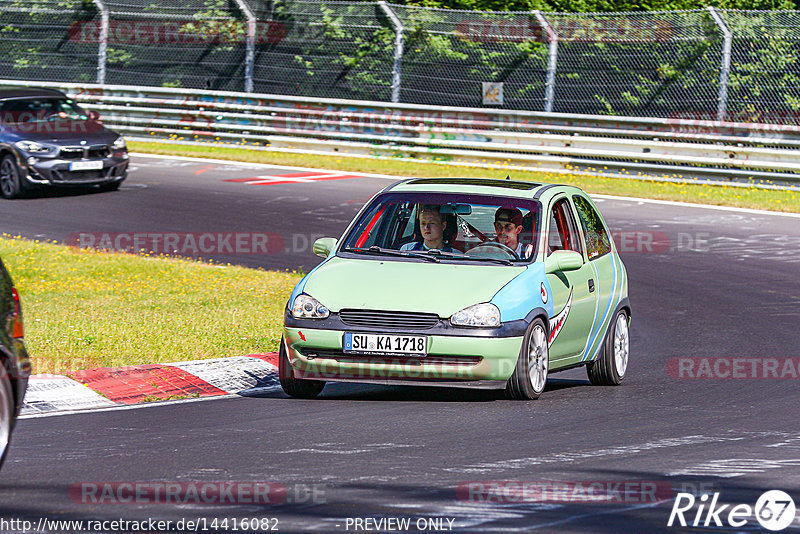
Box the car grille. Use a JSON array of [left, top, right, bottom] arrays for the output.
[[58, 145, 109, 159], [339, 309, 439, 330], [52, 169, 107, 181], [58, 147, 84, 160], [50, 165, 122, 183], [298, 349, 482, 367]]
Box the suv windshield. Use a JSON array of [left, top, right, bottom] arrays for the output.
[[341, 192, 541, 263], [0, 98, 89, 124]]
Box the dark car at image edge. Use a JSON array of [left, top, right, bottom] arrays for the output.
[[0, 87, 128, 199], [0, 256, 30, 470]]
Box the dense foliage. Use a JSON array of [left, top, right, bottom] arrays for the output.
[[1, 0, 799, 123], [408, 0, 796, 13]]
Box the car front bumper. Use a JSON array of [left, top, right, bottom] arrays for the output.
[[283, 326, 523, 386], [21, 151, 128, 186]]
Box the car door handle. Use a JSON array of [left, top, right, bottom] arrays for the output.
[[588, 279, 595, 293]]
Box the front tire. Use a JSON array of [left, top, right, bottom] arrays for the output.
[[0, 155, 26, 199], [0, 364, 15, 471], [279, 337, 325, 399], [505, 318, 548, 400], [587, 309, 629, 386]]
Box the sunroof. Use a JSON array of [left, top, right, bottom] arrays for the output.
[[406, 177, 540, 190]]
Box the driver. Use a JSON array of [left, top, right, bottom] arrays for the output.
[[401, 204, 454, 252], [494, 207, 524, 257]]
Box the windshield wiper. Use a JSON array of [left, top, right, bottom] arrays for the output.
[[347, 246, 439, 263], [463, 256, 514, 266]]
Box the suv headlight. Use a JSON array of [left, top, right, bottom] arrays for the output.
[[450, 303, 501, 327], [291, 294, 330, 319], [15, 140, 54, 154], [112, 136, 127, 150]]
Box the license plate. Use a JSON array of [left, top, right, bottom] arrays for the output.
[[344, 333, 427, 356], [69, 160, 104, 171]]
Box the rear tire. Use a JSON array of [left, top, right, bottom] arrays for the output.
[[0, 364, 14, 471], [587, 309, 629, 386], [505, 318, 548, 400], [279, 337, 325, 399], [0, 155, 26, 199]]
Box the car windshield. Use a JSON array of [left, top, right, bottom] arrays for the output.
[[340, 192, 540, 263], [0, 98, 89, 124]]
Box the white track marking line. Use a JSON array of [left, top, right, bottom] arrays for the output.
[[16, 390, 272, 420], [522, 499, 671, 531], [130, 152, 401, 180], [131, 152, 799, 218], [445, 435, 748, 474], [591, 193, 800, 218]]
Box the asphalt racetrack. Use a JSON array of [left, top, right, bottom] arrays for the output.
[[1, 154, 799, 533]]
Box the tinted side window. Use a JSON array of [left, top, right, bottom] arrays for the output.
[[573, 195, 611, 260]]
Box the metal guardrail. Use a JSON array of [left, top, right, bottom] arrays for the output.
[[3, 80, 799, 186]]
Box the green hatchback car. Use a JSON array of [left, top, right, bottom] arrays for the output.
[[281, 178, 630, 400]]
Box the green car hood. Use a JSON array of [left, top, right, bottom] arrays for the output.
[[302, 256, 526, 317]]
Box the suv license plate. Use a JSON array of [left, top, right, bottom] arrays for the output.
[[70, 160, 104, 171]]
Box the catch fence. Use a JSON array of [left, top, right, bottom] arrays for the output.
[[1, 1, 799, 124]]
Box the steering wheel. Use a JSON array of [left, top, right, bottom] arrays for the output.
[[465, 241, 519, 260]]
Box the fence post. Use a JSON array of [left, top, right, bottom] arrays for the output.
[[533, 11, 558, 113], [707, 7, 732, 123], [232, 0, 257, 92], [379, 1, 404, 103], [91, 0, 108, 84]]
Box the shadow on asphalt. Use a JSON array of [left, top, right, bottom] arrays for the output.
[[12, 184, 118, 200], [239, 378, 591, 402], [1, 470, 793, 533]]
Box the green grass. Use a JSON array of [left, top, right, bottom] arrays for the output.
[[130, 140, 800, 214], [0, 235, 302, 375]]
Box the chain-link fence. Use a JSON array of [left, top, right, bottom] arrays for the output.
[[1, 1, 799, 124]]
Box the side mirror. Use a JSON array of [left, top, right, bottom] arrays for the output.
[[545, 250, 583, 274], [313, 237, 338, 258], [87, 110, 100, 122]]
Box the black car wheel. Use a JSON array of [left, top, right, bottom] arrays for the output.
[[0, 155, 25, 199], [0, 364, 14, 470], [279, 337, 325, 399]]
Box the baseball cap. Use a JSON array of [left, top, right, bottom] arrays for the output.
[[495, 207, 523, 227]]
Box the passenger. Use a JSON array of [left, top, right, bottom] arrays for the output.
[[401, 204, 455, 252], [494, 207, 525, 257]]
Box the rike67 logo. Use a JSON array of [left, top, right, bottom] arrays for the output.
[[668, 490, 797, 531]]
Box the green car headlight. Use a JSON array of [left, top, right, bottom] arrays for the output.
[[450, 303, 501, 328], [291, 294, 330, 319]]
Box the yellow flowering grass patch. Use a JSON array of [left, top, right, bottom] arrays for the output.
[[0, 235, 302, 374]]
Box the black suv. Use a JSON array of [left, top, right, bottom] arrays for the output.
[[0, 87, 128, 199], [0, 257, 30, 470]]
